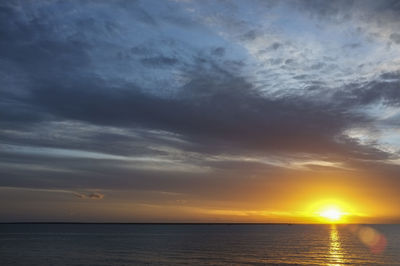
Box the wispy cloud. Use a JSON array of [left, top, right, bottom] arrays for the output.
[[74, 192, 105, 200]]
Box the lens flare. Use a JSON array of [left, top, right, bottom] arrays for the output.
[[348, 225, 387, 254]]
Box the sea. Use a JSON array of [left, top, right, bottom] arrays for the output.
[[1, 224, 400, 265]]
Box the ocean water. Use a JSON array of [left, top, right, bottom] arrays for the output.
[[1, 224, 400, 265]]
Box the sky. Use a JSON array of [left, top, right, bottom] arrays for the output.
[[1, 0, 400, 223]]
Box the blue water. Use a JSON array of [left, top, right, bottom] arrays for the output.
[[1, 224, 399, 265]]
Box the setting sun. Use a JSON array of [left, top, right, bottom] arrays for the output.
[[319, 208, 343, 222], [306, 199, 357, 223]]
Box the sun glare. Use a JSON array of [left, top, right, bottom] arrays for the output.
[[308, 200, 352, 223], [320, 208, 342, 222]]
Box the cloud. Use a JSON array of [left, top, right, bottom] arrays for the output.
[[0, 0, 398, 167], [88, 192, 105, 200], [140, 56, 179, 67], [211, 47, 225, 56], [333, 71, 400, 106], [390, 33, 400, 44], [2, 1, 397, 160], [74, 192, 104, 200]]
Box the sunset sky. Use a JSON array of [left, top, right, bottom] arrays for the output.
[[1, 0, 400, 223]]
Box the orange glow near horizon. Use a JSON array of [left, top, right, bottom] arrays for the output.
[[186, 197, 367, 224]]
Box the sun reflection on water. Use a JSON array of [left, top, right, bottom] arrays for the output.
[[328, 225, 345, 266]]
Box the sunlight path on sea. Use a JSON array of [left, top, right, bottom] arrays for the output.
[[328, 225, 345, 266]]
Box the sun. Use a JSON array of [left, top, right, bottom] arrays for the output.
[[307, 199, 356, 223], [319, 207, 342, 222]]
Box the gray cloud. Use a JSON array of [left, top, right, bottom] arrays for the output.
[[2, 1, 397, 159], [141, 56, 179, 67], [390, 33, 400, 44]]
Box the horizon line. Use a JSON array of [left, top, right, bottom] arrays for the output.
[[1, 222, 398, 225]]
